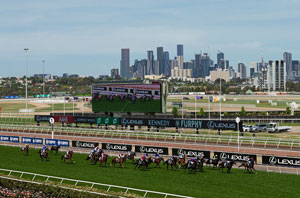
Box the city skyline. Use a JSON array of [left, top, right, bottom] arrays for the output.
[[0, 0, 300, 77]]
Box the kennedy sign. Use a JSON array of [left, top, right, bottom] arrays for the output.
[[262, 155, 300, 167], [102, 143, 132, 152], [172, 148, 210, 158], [72, 141, 98, 148], [135, 145, 168, 155], [214, 152, 257, 162]]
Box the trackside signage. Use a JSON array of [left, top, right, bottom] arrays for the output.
[[45, 139, 69, 147], [172, 148, 210, 158], [135, 145, 169, 155], [74, 117, 95, 124], [53, 116, 74, 123], [214, 152, 257, 162], [102, 143, 132, 152], [262, 156, 300, 167], [0, 135, 19, 143], [34, 115, 52, 122], [95, 117, 119, 125], [72, 141, 98, 148], [21, 137, 43, 145]]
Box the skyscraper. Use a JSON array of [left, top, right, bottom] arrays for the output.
[[147, 50, 154, 75], [177, 44, 183, 57], [163, 51, 170, 76], [267, 60, 286, 91], [217, 51, 224, 68], [283, 52, 292, 80], [120, 48, 130, 79], [194, 54, 201, 78], [157, 47, 164, 75], [237, 63, 247, 79]]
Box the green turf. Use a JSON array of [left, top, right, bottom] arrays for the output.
[[0, 103, 36, 112], [0, 146, 300, 197]]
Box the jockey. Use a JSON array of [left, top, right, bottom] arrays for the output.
[[247, 157, 254, 165], [118, 153, 124, 159], [89, 149, 95, 158], [42, 145, 47, 153], [128, 150, 134, 156], [212, 154, 218, 160], [154, 153, 160, 159], [141, 154, 146, 161], [66, 150, 71, 155], [100, 152, 105, 160], [179, 153, 185, 159]]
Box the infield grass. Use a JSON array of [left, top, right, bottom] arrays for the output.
[[0, 145, 300, 197]]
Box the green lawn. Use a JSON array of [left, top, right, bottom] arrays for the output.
[[0, 103, 36, 112], [0, 146, 300, 197], [35, 103, 80, 112]]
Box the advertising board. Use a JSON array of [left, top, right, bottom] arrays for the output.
[[95, 117, 119, 125], [72, 141, 98, 148], [91, 84, 162, 113], [172, 148, 210, 158], [34, 115, 52, 122], [135, 145, 168, 155], [73, 117, 95, 124], [102, 143, 132, 152], [0, 135, 19, 143], [262, 155, 300, 168], [21, 137, 43, 145], [45, 139, 69, 147], [214, 152, 257, 162], [53, 116, 74, 123]]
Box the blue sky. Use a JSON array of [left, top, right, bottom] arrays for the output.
[[0, 0, 300, 77]]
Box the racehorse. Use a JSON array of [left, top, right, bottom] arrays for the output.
[[61, 151, 74, 163], [125, 152, 136, 163], [219, 159, 236, 173], [111, 156, 125, 168], [38, 149, 49, 161], [205, 158, 219, 169], [239, 161, 256, 173], [86, 149, 102, 164], [99, 154, 109, 167], [50, 146, 60, 155], [135, 157, 152, 169], [184, 160, 197, 174], [164, 156, 178, 170], [152, 157, 164, 168], [197, 157, 205, 171], [178, 156, 186, 168], [21, 145, 29, 156]]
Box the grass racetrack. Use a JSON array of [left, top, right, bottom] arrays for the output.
[[1, 145, 300, 198]]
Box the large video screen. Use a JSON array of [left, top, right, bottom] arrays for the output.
[[92, 84, 162, 113]]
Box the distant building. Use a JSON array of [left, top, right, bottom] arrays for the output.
[[283, 52, 292, 80], [157, 47, 164, 75], [147, 50, 154, 75], [69, 74, 79, 78], [171, 67, 192, 78], [177, 44, 183, 57], [120, 48, 130, 79], [267, 60, 286, 91], [163, 52, 170, 76], [237, 63, 247, 79], [62, 73, 69, 78], [111, 68, 119, 79], [175, 56, 183, 69], [210, 69, 230, 82], [292, 60, 300, 77], [249, 61, 257, 78], [217, 51, 224, 68], [99, 75, 109, 80]]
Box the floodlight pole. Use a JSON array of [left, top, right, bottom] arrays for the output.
[[42, 60, 45, 95], [24, 48, 29, 110], [219, 78, 221, 121]]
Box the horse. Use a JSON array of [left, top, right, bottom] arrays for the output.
[[178, 155, 186, 168], [184, 160, 197, 174], [86, 149, 102, 164], [99, 154, 109, 167], [125, 152, 136, 163], [205, 158, 219, 169], [21, 145, 29, 156], [50, 146, 60, 155], [38, 149, 49, 161], [61, 150, 74, 163], [239, 161, 256, 173], [152, 157, 164, 168], [219, 159, 236, 173], [135, 157, 152, 169], [164, 156, 179, 170], [196, 157, 205, 171], [111, 156, 125, 168]]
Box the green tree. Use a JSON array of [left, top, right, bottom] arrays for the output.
[[197, 108, 205, 117], [286, 106, 291, 115], [240, 106, 246, 116], [172, 106, 178, 117]]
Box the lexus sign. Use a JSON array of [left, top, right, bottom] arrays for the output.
[[262, 155, 300, 167]]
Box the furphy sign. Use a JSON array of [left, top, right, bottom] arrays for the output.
[[262, 156, 300, 167], [214, 152, 257, 162], [135, 145, 168, 155], [72, 141, 98, 148], [172, 148, 210, 158], [102, 143, 132, 152]]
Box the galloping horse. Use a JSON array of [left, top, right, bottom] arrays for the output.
[[196, 157, 205, 171], [184, 160, 197, 174], [111, 156, 125, 168], [135, 157, 152, 169], [125, 152, 136, 163], [239, 161, 256, 173], [205, 158, 219, 169], [99, 153, 109, 167], [164, 156, 179, 170], [61, 150, 74, 163], [153, 157, 164, 168], [21, 145, 29, 156], [39, 149, 49, 161], [50, 146, 60, 155], [219, 159, 236, 173], [86, 149, 102, 164]]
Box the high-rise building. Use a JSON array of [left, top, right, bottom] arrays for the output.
[[283, 52, 292, 80], [154, 60, 160, 75], [249, 61, 257, 78], [292, 60, 300, 77], [147, 50, 154, 75], [111, 69, 119, 79], [157, 47, 164, 75], [120, 48, 130, 79], [217, 51, 224, 68], [163, 52, 170, 76], [177, 44, 183, 57], [267, 60, 286, 91], [194, 54, 202, 78], [201, 53, 211, 77], [237, 63, 247, 79], [176, 56, 184, 69]]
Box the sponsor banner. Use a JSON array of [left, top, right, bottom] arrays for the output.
[[172, 148, 210, 158], [135, 145, 169, 155], [214, 152, 257, 162], [0, 135, 19, 143], [34, 115, 52, 122], [102, 143, 132, 152], [53, 116, 74, 123], [262, 155, 300, 167], [74, 117, 96, 124], [21, 137, 43, 144], [95, 117, 119, 125], [72, 141, 99, 148], [45, 139, 69, 147], [120, 118, 146, 126]]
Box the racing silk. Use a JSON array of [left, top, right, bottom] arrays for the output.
[[155, 153, 159, 158], [66, 150, 70, 155], [141, 156, 146, 161], [179, 154, 184, 159]]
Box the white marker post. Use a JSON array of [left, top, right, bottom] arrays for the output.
[[49, 117, 55, 139], [236, 117, 241, 152]]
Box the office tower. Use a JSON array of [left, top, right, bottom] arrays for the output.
[[283, 52, 292, 80], [157, 47, 164, 75], [249, 61, 257, 78], [176, 56, 184, 69], [120, 48, 130, 79], [201, 53, 211, 77], [163, 51, 170, 76], [267, 60, 286, 91], [225, 60, 230, 69], [177, 44, 183, 57], [111, 69, 119, 79], [194, 54, 201, 78], [292, 60, 300, 77], [154, 60, 159, 75], [147, 50, 154, 75], [237, 63, 247, 79], [217, 51, 224, 68]]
